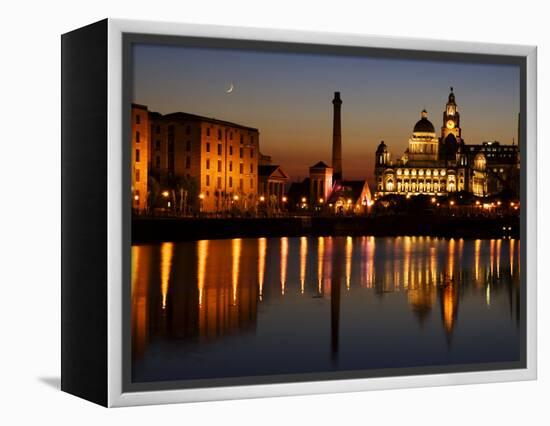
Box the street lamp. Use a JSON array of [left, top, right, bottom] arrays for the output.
[[162, 190, 169, 198], [134, 194, 139, 201], [233, 195, 239, 201], [199, 193, 205, 200], [450, 200, 455, 206], [282, 196, 287, 203], [301, 197, 307, 203], [260, 195, 265, 202], [319, 198, 324, 204]]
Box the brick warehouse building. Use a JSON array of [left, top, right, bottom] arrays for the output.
[[131, 103, 260, 214]]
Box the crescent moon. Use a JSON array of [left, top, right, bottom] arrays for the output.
[[225, 83, 234, 94]]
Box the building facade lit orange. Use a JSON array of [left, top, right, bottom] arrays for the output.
[[131, 103, 260, 213]]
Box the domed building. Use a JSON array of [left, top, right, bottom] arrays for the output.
[[374, 88, 520, 198]]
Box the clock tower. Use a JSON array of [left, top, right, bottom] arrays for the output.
[[441, 87, 462, 143]]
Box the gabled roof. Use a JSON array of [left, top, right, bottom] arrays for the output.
[[310, 161, 331, 169], [258, 165, 289, 180], [328, 180, 371, 203]]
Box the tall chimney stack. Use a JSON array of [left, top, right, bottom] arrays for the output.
[[332, 92, 343, 181]]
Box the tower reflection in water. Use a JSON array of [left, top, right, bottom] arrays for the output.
[[132, 236, 520, 369]]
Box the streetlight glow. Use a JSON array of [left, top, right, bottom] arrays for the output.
[[162, 191, 169, 198]]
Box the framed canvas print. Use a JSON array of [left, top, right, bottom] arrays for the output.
[[61, 19, 537, 407]]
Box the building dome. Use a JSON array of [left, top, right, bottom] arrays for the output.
[[413, 109, 435, 133]]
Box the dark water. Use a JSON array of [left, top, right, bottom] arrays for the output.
[[131, 236, 521, 383]]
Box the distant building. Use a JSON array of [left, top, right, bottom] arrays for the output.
[[327, 180, 372, 214], [132, 104, 261, 213], [374, 88, 520, 199], [465, 141, 520, 196], [309, 161, 333, 205], [290, 92, 373, 214], [258, 153, 273, 166], [258, 165, 289, 209]]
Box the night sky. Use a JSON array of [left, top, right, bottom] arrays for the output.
[[133, 43, 520, 183]]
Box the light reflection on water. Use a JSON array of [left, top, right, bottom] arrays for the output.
[[131, 236, 521, 383]]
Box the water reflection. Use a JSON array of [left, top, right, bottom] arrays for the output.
[[258, 238, 266, 301], [300, 236, 307, 294], [132, 236, 521, 382], [160, 242, 173, 310]]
